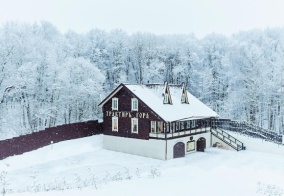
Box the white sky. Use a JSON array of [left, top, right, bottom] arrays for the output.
[[0, 0, 284, 38]]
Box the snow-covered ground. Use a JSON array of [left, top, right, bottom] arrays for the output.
[[0, 134, 283, 196]]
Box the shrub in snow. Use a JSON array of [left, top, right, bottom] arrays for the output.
[[124, 167, 132, 180], [136, 168, 141, 178], [112, 172, 123, 181], [30, 170, 40, 193], [257, 181, 283, 196], [148, 167, 161, 179], [87, 168, 97, 189], [0, 171, 10, 196], [102, 171, 111, 185]]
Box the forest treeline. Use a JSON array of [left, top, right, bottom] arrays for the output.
[[0, 21, 283, 138]]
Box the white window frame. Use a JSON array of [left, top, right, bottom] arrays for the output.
[[171, 122, 175, 132], [181, 94, 185, 103], [157, 121, 163, 133], [112, 98, 118, 111], [164, 93, 169, 104], [131, 118, 138, 134], [131, 98, 138, 111], [192, 120, 196, 128], [187, 121, 191, 129], [151, 121, 156, 133], [112, 117, 118, 132], [175, 122, 180, 131], [180, 121, 184, 130]]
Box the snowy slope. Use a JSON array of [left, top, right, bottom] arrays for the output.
[[228, 131, 284, 156], [0, 135, 283, 196]]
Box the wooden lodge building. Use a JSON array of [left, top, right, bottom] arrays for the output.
[[99, 82, 243, 160]]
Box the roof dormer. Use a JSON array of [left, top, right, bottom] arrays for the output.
[[181, 83, 189, 104], [163, 81, 172, 104]]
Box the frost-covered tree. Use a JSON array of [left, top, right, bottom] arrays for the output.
[[1, 22, 284, 137]]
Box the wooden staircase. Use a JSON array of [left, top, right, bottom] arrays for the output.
[[212, 119, 282, 144], [211, 128, 245, 151]]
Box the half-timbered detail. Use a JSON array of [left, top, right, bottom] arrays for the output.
[[99, 82, 244, 160]]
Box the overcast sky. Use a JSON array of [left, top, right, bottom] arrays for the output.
[[0, 0, 284, 38]]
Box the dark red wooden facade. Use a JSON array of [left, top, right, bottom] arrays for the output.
[[102, 84, 164, 140], [0, 120, 102, 160]]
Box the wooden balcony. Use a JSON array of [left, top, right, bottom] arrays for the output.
[[149, 126, 211, 139]]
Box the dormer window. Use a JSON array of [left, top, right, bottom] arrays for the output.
[[163, 82, 172, 104], [181, 83, 189, 104], [181, 94, 185, 103], [164, 94, 169, 104], [112, 98, 118, 110], [131, 98, 138, 111]]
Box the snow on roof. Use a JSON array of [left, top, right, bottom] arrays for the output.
[[125, 83, 218, 122]]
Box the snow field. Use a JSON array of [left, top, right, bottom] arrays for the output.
[[0, 134, 283, 196]]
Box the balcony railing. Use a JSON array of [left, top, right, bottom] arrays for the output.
[[149, 126, 211, 139]]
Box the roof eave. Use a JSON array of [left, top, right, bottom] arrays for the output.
[[98, 83, 125, 107]]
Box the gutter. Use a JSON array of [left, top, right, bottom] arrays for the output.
[[165, 122, 168, 160]]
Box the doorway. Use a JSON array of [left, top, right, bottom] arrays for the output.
[[173, 142, 185, 158], [197, 137, 206, 152]]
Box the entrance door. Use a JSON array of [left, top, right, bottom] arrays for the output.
[[197, 137, 206, 152], [173, 142, 185, 158]]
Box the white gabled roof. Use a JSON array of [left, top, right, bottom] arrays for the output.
[[125, 83, 218, 122]]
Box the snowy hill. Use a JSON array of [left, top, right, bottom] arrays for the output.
[[0, 134, 283, 196]]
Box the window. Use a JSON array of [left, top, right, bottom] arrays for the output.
[[131, 118, 138, 134], [181, 83, 189, 104], [157, 122, 163, 133], [181, 94, 185, 103], [112, 117, 118, 132], [175, 122, 180, 131], [164, 93, 169, 104], [187, 121, 191, 129], [163, 82, 172, 104], [191, 120, 196, 128], [187, 141, 195, 152], [166, 123, 170, 133], [171, 122, 175, 133], [151, 121, 156, 133], [151, 121, 163, 133], [131, 98, 138, 111], [180, 121, 184, 130], [112, 98, 118, 111], [181, 92, 189, 104]]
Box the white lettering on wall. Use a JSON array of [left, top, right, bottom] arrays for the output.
[[106, 111, 149, 119]]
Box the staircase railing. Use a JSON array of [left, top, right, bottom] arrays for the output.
[[211, 128, 244, 151], [212, 119, 282, 144]]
